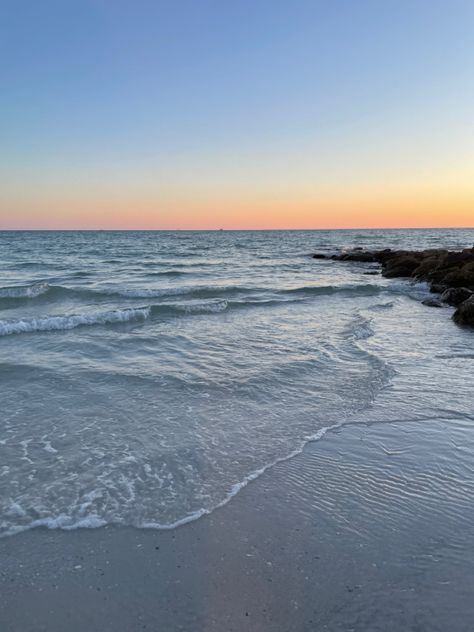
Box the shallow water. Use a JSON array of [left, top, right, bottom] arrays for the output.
[[1, 229, 473, 536]]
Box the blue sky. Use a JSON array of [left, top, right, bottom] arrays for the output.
[[1, 0, 473, 228]]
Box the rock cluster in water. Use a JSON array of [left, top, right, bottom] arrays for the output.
[[312, 247, 474, 327]]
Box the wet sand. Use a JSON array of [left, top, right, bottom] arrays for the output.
[[2, 417, 474, 632]]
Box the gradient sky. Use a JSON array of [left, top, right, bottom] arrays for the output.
[[1, 0, 473, 229]]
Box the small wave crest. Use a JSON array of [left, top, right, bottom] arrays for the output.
[[149, 300, 229, 317], [68, 282, 384, 302], [0, 307, 150, 337], [348, 313, 375, 341], [0, 282, 50, 299], [0, 282, 386, 308]]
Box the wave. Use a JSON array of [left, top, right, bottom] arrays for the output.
[[150, 297, 290, 316], [0, 297, 307, 337], [143, 300, 230, 317], [10, 262, 65, 270], [131, 424, 344, 532], [2, 421, 344, 538], [90, 285, 247, 299], [71, 271, 93, 278], [0, 307, 150, 337], [0, 307, 395, 537], [0, 282, 51, 299], [0, 299, 235, 336], [0, 279, 429, 338], [144, 270, 192, 278], [103, 282, 384, 300], [167, 300, 229, 314], [0, 280, 428, 337], [283, 283, 381, 297], [0, 281, 402, 308], [347, 313, 375, 341], [56, 282, 384, 302]]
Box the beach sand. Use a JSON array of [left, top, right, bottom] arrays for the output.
[[2, 417, 474, 632]]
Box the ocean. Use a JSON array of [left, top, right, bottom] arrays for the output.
[[1, 228, 474, 537]]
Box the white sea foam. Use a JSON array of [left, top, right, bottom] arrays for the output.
[[384, 280, 431, 300], [4, 514, 108, 537], [0, 307, 150, 336], [128, 425, 342, 530], [2, 422, 343, 537], [93, 285, 217, 299], [110, 287, 183, 298], [174, 300, 229, 314]]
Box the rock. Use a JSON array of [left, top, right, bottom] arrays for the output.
[[427, 266, 456, 284], [453, 296, 474, 326], [422, 298, 443, 308], [337, 251, 377, 263], [441, 287, 473, 306], [430, 283, 448, 294], [413, 255, 444, 279], [312, 253, 327, 259], [382, 255, 421, 278], [439, 262, 474, 288], [442, 248, 474, 267], [375, 248, 394, 264], [363, 271, 379, 275]]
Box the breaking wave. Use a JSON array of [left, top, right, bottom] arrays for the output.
[[0, 307, 150, 336]]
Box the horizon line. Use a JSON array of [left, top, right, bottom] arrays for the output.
[[1, 226, 474, 232]]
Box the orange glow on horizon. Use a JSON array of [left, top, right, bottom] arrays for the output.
[[1, 151, 473, 231], [1, 184, 473, 231], [2, 206, 472, 231]]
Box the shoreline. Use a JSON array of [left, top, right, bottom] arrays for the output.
[[2, 421, 344, 540], [1, 422, 343, 539], [2, 415, 474, 632]]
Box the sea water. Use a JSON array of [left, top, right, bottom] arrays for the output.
[[1, 228, 473, 536]]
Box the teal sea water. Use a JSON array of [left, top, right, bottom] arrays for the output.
[[1, 229, 474, 536]]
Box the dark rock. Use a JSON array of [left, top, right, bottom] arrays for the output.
[[424, 248, 449, 256], [382, 255, 421, 278], [422, 298, 443, 308], [439, 262, 474, 288], [453, 296, 474, 326], [441, 287, 473, 306], [312, 253, 327, 259], [430, 283, 448, 294], [442, 248, 474, 267], [376, 249, 395, 264], [363, 271, 379, 275], [338, 251, 377, 263], [427, 266, 456, 284], [413, 255, 444, 279]]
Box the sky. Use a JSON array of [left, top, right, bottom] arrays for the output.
[[0, 0, 473, 230]]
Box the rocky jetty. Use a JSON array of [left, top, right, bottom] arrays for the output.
[[312, 247, 474, 326]]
